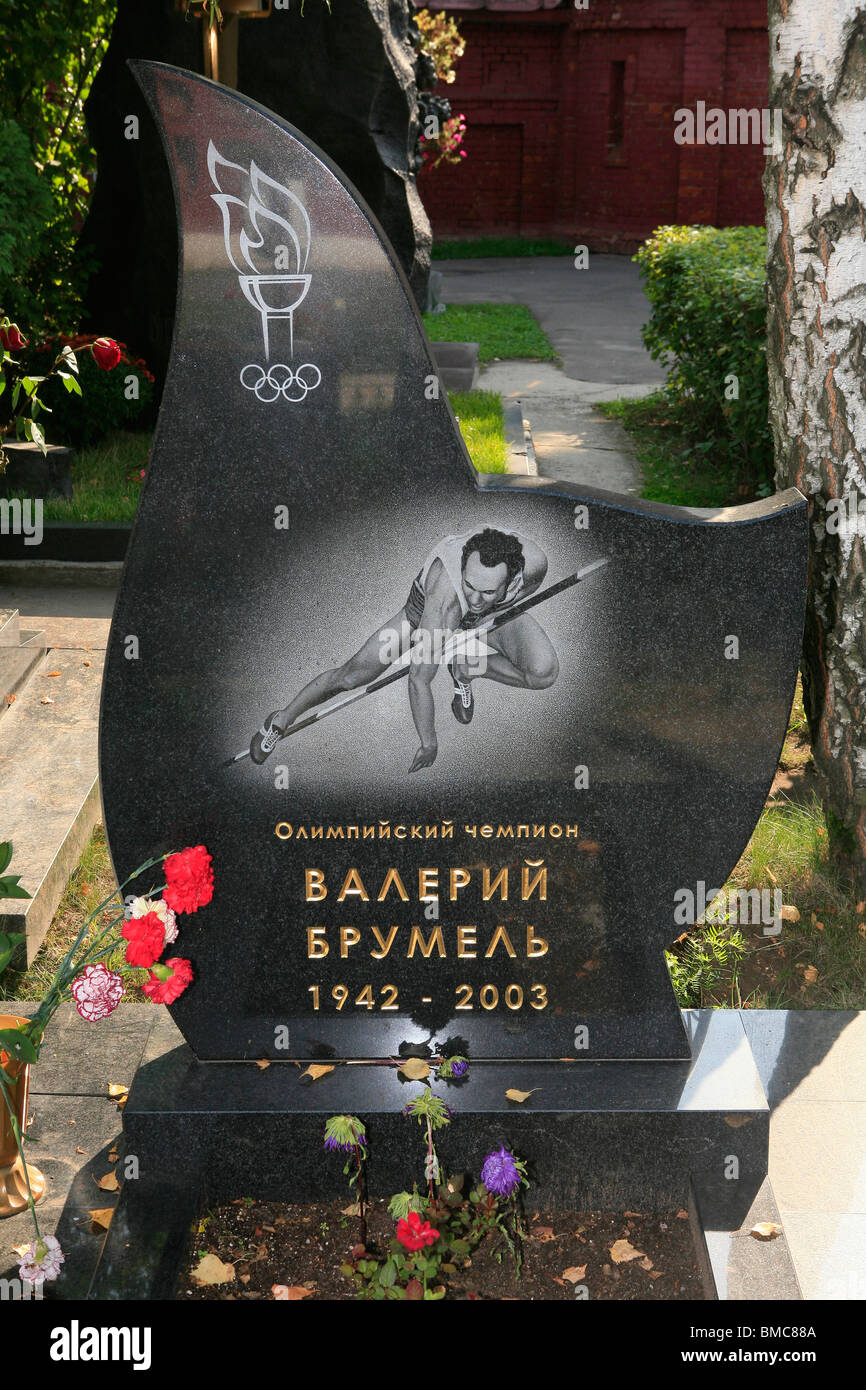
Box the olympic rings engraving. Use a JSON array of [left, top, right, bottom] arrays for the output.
[[240, 362, 322, 403]]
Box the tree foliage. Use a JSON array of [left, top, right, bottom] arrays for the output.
[[0, 0, 116, 333]]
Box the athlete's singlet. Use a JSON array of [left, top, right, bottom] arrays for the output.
[[404, 530, 526, 631]]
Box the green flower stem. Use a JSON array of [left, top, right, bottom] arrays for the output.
[[0, 1067, 40, 1242]]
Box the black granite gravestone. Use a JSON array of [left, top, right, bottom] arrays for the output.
[[91, 63, 808, 1299]]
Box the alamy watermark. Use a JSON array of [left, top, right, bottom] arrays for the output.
[[674, 102, 783, 157], [0, 497, 43, 546], [674, 881, 783, 937], [826, 492, 866, 538]]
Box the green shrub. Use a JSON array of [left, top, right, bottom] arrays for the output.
[[25, 337, 155, 447], [0, 118, 53, 325], [635, 226, 772, 496]]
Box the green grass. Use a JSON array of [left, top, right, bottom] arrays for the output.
[[596, 393, 743, 508], [432, 236, 574, 260], [450, 389, 507, 473], [666, 683, 866, 1011], [424, 302, 557, 363], [2, 431, 151, 522]]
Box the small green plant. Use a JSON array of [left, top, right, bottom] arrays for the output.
[[666, 922, 749, 1007], [323, 1115, 368, 1246]]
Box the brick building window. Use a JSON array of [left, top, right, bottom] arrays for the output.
[[606, 59, 626, 162]]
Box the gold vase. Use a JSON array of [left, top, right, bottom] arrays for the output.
[[0, 1015, 46, 1218]]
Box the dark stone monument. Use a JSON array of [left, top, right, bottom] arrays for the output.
[[80, 0, 432, 385], [92, 63, 808, 1300]]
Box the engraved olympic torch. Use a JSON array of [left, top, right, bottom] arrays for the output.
[[208, 140, 320, 401]]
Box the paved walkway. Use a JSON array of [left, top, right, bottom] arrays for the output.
[[437, 254, 665, 494]]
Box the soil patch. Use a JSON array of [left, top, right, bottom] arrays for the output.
[[177, 1198, 705, 1301]]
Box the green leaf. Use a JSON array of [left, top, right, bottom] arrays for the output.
[[0, 932, 26, 973], [26, 419, 46, 455], [378, 1259, 397, 1288], [0, 843, 12, 876], [0, 875, 31, 900], [0, 1028, 39, 1063]]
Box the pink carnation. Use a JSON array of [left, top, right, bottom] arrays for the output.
[[71, 963, 124, 1021]]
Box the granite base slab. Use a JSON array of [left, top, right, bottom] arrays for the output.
[[89, 1010, 770, 1300]]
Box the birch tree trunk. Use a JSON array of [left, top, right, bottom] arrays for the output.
[[766, 1, 866, 887]]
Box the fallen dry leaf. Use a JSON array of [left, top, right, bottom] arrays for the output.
[[95, 1171, 120, 1192], [88, 1208, 115, 1232], [562, 1265, 587, 1283], [647, 1270, 664, 1280], [531, 1225, 555, 1242], [857, 901, 866, 915], [41, 671, 61, 678], [300, 1063, 335, 1082], [239, 1273, 251, 1285], [676, 1210, 688, 1220], [505, 1087, 538, 1103], [3, 694, 15, 705], [272, 1284, 312, 1300], [76, 1146, 85, 1155], [610, 1239, 644, 1264], [623, 1210, 644, 1218], [192, 1253, 235, 1286], [342, 1202, 361, 1217], [108, 1083, 128, 1100], [11, 1243, 31, 1257], [256, 1058, 271, 1070], [639, 1255, 654, 1271], [108, 1149, 118, 1163], [398, 1058, 430, 1081], [750, 1222, 782, 1241], [82, 659, 92, 667], [40, 695, 54, 704], [803, 964, 819, 984], [780, 904, 800, 923]]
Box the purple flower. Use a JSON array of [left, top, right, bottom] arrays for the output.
[[323, 1115, 367, 1153], [481, 1146, 521, 1197], [451, 1059, 468, 1077]]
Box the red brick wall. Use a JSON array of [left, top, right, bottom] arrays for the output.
[[417, 0, 769, 248]]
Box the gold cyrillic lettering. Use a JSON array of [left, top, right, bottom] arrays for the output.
[[526, 925, 548, 957], [482, 867, 508, 901], [337, 869, 369, 902], [307, 927, 328, 958], [340, 927, 361, 957], [457, 925, 477, 958], [418, 868, 439, 900], [377, 868, 409, 902], [275, 821, 292, 840], [407, 924, 445, 958], [522, 861, 547, 900], [485, 924, 516, 958], [449, 868, 470, 900], [370, 925, 399, 959], [305, 869, 326, 902]]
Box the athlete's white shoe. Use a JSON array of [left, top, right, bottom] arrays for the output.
[[449, 665, 474, 725], [250, 713, 284, 764]]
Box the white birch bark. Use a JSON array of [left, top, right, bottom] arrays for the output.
[[766, 1, 866, 879]]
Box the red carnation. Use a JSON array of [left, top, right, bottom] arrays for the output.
[[395, 1210, 439, 1252], [163, 844, 214, 914], [0, 324, 26, 352], [142, 957, 193, 1004], [91, 336, 121, 370], [122, 911, 166, 968]]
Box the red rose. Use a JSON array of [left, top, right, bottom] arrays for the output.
[[395, 1211, 439, 1252], [163, 844, 214, 914], [142, 957, 193, 1004], [122, 911, 166, 968], [91, 337, 121, 370], [0, 324, 26, 352]]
